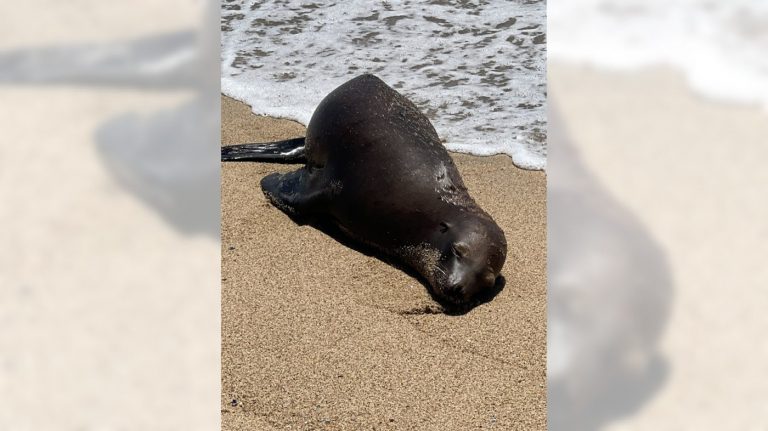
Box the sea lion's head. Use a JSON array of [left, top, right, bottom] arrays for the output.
[[433, 216, 507, 307]]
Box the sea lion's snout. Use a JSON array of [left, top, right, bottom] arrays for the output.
[[440, 266, 499, 306], [464, 268, 500, 299], [443, 282, 467, 302]]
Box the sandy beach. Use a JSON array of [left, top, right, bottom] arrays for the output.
[[221, 95, 546, 430]]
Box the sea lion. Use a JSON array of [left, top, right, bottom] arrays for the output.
[[222, 74, 507, 308]]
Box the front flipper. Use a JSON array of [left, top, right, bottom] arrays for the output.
[[260, 168, 329, 218]]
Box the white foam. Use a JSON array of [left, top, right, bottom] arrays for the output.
[[446, 133, 546, 170], [549, 0, 768, 111], [221, 0, 546, 170]]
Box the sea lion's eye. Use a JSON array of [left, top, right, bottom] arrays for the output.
[[452, 242, 469, 258], [439, 222, 450, 233]]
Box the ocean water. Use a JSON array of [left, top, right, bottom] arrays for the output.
[[549, 0, 768, 111], [221, 0, 546, 170]]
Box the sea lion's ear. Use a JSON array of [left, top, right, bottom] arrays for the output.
[[439, 222, 451, 233]]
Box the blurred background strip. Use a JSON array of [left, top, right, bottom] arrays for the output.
[[0, 1, 220, 430], [548, 0, 768, 429]]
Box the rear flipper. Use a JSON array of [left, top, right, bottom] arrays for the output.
[[221, 137, 306, 163], [261, 169, 330, 217]]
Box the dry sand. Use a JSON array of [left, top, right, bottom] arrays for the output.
[[221, 95, 546, 430]]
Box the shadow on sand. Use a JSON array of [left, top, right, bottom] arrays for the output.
[[275, 204, 506, 316]]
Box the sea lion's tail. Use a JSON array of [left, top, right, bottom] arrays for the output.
[[221, 137, 306, 163]]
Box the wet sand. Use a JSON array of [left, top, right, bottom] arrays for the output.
[[221, 95, 546, 430]]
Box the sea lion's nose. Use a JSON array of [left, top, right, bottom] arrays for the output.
[[447, 282, 464, 295], [445, 282, 468, 301]]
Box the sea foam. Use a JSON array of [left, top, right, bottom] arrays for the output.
[[221, 0, 546, 170], [549, 0, 768, 111]]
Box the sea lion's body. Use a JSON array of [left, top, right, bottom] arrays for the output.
[[230, 74, 507, 307]]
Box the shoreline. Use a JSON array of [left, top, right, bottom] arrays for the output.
[[219, 93, 547, 171], [221, 95, 547, 429]]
